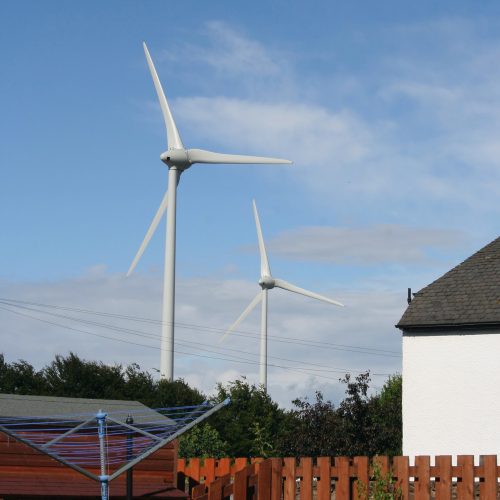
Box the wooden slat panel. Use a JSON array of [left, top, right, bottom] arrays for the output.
[[270, 458, 282, 500], [414, 456, 430, 500], [317, 457, 331, 500], [283, 457, 296, 500], [393, 456, 409, 500], [479, 455, 497, 500], [217, 457, 231, 477], [435, 455, 451, 500], [299, 456, 313, 500], [334, 457, 350, 500], [257, 459, 272, 500], [456, 455, 474, 499], [234, 457, 248, 472], [234, 466, 249, 500], [205, 457, 216, 484], [353, 456, 369, 499]]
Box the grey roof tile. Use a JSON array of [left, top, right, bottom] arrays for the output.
[[397, 236, 500, 330]]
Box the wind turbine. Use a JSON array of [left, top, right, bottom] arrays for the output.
[[222, 201, 343, 390], [127, 43, 292, 381]]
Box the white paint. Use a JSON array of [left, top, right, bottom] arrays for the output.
[[403, 330, 500, 458]]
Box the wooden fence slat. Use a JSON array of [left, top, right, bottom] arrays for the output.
[[257, 459, 272, 500], [234, 466, 249, 500], [335, 457, 350, 500], [414, 456, 431, 500], [217, 458, 231, 477], [192, 483, 207, 500], [271, 458, 282, 500], [283, 457, 296, 500], [435, 455, 452, 500], [480, 455, 497, 500], [208, 476, 222, 500], [190, 457, 201, 481], [299, 457, 313, 500], [353, 456, 369, 500], [457, 455, 474, 500], [393, 456, 410, 500], [234, 457, 248, 473], [317, 457, 331, 500], [178, 458, 185, 473], [205, 458, 216, 484]]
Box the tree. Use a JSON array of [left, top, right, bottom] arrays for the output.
[[0, 354, 46, 394], [179, 424, 228, 458], [370, 374, 402, 456], [277, 391, 341, 457], [208, 378, 287, 457]]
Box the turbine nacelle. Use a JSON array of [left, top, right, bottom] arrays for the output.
[[259, 275, 275, 290], [160, 149, 191, 170]]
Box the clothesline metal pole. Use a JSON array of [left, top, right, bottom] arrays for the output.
[[96, 409, 109, 500]]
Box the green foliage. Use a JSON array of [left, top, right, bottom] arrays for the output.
[[208, 378, 287, 457], [0, 352, 205, 408], [179, 423, 228, 458], [0, 352, 402, 458], [277, 372, 402, 458], [0, 354, 46, 394], [277, 391, 341, 456], [356, 460, 402, 500], [371, 375, 402, 456]]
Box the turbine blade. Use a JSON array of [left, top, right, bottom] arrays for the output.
[[220, 292, 262, 342], [187, 148, 292, 165], [252, 200, 271, 277], [143, 42, 184, 150], [126, 190, 168, 276], [273, 278, 344, 307]]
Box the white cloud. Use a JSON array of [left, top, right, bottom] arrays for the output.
[[266, 224, 465, 265], [0, 268, 403, 407]]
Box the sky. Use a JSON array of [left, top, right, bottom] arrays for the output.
[[1, 1, 499, 408]]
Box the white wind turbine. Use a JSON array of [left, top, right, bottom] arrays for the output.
[[127, 43, 291, 380], [222, 201, 343, 390]]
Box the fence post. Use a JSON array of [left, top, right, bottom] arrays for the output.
[[335, 456, 350, 500], [283, 457, 296, 500], [479, 455, 497, 500], [456, 455, 474, 500], [393, 456, 409, 500], [205, 458, 216, 484], [234, 465, 250, 500], [299, 457, 313, 500], [270, 458, 282, 500], [435, 455, 452, 500], [414, 456, 430, 500], [257, 459, 272, 500], [317, 457, 331, 500], [353, 456, 369, 500]]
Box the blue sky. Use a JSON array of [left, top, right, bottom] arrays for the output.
[[1, 1, 499, 406]]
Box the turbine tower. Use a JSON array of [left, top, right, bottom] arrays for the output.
[[222, 200, 343, 390], [127, 43, 291, 380]]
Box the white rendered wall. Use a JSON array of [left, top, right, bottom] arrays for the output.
[[403, 330, 500, 458]]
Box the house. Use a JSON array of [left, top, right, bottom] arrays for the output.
[[396, 236, 500, 457], [0, 393, 188, 499]]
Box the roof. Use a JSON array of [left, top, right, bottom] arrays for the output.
[[0, 393, 174, 425], [397, 236, 500, 331]]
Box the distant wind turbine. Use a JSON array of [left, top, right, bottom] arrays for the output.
[[222, 201, 343, 390], [127, 43, 292, 380]]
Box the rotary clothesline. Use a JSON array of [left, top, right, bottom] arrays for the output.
[[0, 399, 230, 500]]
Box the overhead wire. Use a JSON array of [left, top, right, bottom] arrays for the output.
[[0, 297, 400, 356], [0, 303, 394, 381]]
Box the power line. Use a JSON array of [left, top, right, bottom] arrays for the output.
[[0, 299, 393, 375], [0, 297, 400, 357], [0, 304, 394, 380]]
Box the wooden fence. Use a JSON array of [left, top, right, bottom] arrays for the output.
[[177, 455, 500, 499]]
